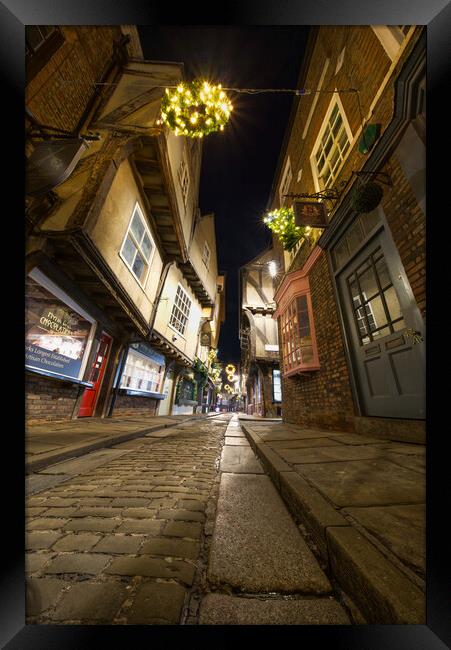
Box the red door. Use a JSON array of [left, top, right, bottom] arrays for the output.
[[78, 333, 112, 417]]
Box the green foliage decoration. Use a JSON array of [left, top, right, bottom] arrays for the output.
[[160, 80, 233, 138], [263, 207, 306, 251]]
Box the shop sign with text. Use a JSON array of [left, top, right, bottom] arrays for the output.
[[25, 273, 94, 381]]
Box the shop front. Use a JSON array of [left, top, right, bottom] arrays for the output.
[[112, 342, 166, 417], [25, 268, 101, 422]]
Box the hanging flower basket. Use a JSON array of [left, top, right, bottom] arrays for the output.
[[350, 181, 384, 213], [160, 80, 233, 138]]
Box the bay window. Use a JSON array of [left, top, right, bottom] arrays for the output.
[[274, 248, 321, 376]]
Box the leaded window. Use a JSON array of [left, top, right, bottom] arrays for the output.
[[169, 285, 192, 336], [313, 101, 351, 189], [347, 247, 405, 346], [120, 204, 155, 286]]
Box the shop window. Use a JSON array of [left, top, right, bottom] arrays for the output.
[[25, 268, 96, 383], [278, 289, 320, 376], [120, 203, 155, 287], [311, 96, 352, 191], [169, 284, 192, 336], [120, 348, 164, 394], [273, 369, 282, 402]]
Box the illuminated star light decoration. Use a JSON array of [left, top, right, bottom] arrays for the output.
[[160, 80, 233, 138], [263, 206, 307, 252]]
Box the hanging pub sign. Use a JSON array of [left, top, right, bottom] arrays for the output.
[[25, 269, 95, 381], [200, 332, 212, 347], [293, 200, 329, 228]]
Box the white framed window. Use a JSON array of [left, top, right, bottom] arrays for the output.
[[278, 156, 292, 206], [202, 241, 211, 269], [273, 369, 282, 402], [311, 94, 353, 191], [169, 284, 192, 336], [178, 157, 190, 206], [371, 26, 411, 61], [119, 203, 155, 288], [120, 348, 164, 394]]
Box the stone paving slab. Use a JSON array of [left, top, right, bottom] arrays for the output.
[[224, 436, 248, 445], [281, 444, 383, 464], [268, 438, 343, 450], [295, 458, 425, 507], [50, 582, 128, 622], [26, 578, 68, 617], [385, 453, 426, 473], [124, 581, 186, 624], [208, 473, 331, 594], [105, 556, 195, 585], [45, 553, 112, 575], [139, 537, 200, 560], [279, 471, 348, 561], [247, 427, 337, 441], [199, 593, 350, 625], [327, 526, 425, 623], [219, 445, 264, 474], [343, 504, 426, 575]]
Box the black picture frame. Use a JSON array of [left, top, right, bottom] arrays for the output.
[[5, 0, 450, 647]]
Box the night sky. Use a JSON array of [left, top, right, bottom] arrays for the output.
[[138, 26, 309, 363]]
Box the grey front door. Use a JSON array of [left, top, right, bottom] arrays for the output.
[[337, 229, 425, 419]]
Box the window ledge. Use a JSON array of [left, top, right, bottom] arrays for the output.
[[283, 364, 320, 378], [120, 388, 165, 400], [26, 366, 93, 387]]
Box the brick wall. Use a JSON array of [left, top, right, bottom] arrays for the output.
[[280, 251, 356, 431], [26, 26, 122, 133], [111, 394, 159, 418], [26, 372, 80, 423], [381, 157, 426, 318]]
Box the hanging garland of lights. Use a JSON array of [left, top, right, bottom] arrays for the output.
[[263, 207, 307, 252], [160, 80, 233, 138]]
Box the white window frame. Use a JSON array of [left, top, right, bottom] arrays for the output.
[[371, 26, 411, 61], [202, 241, 211, 269], [169, 284, 192, 337], [310, 92, 353, 193], [178, 156, 190, 206], [278, 156, 292, 206], [120, 347, 164, 395], [119, 202, 155, 289], [27, 268, 97, 382]]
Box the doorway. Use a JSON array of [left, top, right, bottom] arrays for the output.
[[78, 332, 112, 417], [336, 226, 425, 419]]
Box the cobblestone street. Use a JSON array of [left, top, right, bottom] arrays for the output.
[[25, 413, 359, 626], [25, 415, 230, 625]]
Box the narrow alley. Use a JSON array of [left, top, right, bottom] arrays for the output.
[[17, 17, 443, 646]]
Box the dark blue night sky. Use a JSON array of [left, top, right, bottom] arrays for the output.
[[138, 26, 309, 363]]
